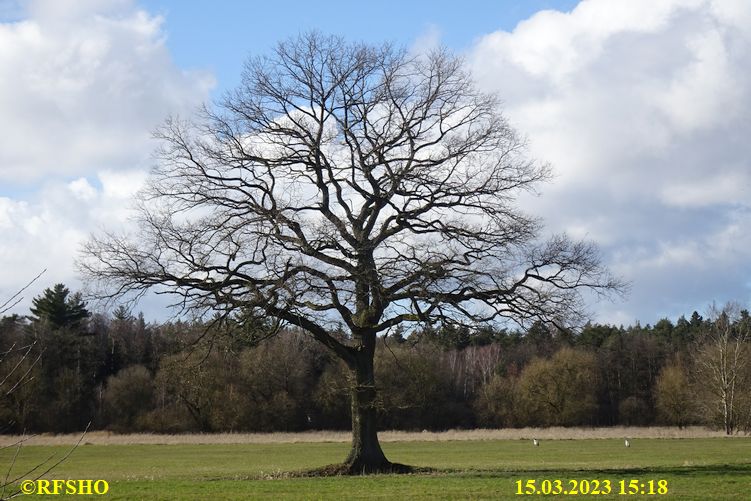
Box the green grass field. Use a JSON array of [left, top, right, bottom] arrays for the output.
[[3, 437, 749, 499]]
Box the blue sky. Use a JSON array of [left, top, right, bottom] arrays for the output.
[[138, 0, 580, 97], [1, 0, 750, 326]]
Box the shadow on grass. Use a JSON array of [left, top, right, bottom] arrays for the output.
[[282, 463, 437, 478], [256, 462, 751, 480]]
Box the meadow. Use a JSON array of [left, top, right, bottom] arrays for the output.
[[2, 429, 748, 500]]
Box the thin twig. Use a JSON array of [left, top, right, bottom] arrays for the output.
[[0, 270, 46, 315]]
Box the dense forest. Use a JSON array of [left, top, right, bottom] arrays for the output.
[[0, 284, 749, 435]]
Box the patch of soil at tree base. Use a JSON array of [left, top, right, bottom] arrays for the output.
[[297, 462, 435, 477]]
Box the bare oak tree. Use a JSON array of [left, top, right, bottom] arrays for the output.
[[79, 33, 621, 473]]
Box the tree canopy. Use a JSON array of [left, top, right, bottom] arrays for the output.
[[30, 283, 90, 330]]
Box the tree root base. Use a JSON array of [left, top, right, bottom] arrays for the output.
[[300, 461, 431, 476]]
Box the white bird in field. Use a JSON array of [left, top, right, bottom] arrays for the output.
[[624, 439, 630, 447], [533, 438, 539, 446]]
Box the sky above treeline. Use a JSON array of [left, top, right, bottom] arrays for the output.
[[1, 0, 749, 326]]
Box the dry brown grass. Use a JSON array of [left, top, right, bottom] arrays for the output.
[[0, 426, 734, 447]]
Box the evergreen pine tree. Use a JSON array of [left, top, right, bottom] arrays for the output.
[[30, 284, 90, 330]]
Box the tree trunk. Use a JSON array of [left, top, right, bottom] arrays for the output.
[[344, 352, 392, 473], [724, 399, 733, 435]]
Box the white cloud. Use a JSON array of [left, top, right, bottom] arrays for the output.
[[0, 172, 149, 313], [98, 169, 148, 199], [409, 24, 442, 56], [654, 28, 742, 133], [470, 0, 751, 322], [0, 0, 210, 315], [0, 0, 213, 182], [68, 178, 97, 201], [661, 172, 749, 208]]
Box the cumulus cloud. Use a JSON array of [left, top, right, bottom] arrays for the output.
[[0, 0, 213, 183], [3, 0, 750, 325], [469, 0, 751, 322], [0, 171, 145, 301], [0, 0, 211, 314]]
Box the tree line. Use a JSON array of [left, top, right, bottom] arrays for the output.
[[0, 283, 748, 435]]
